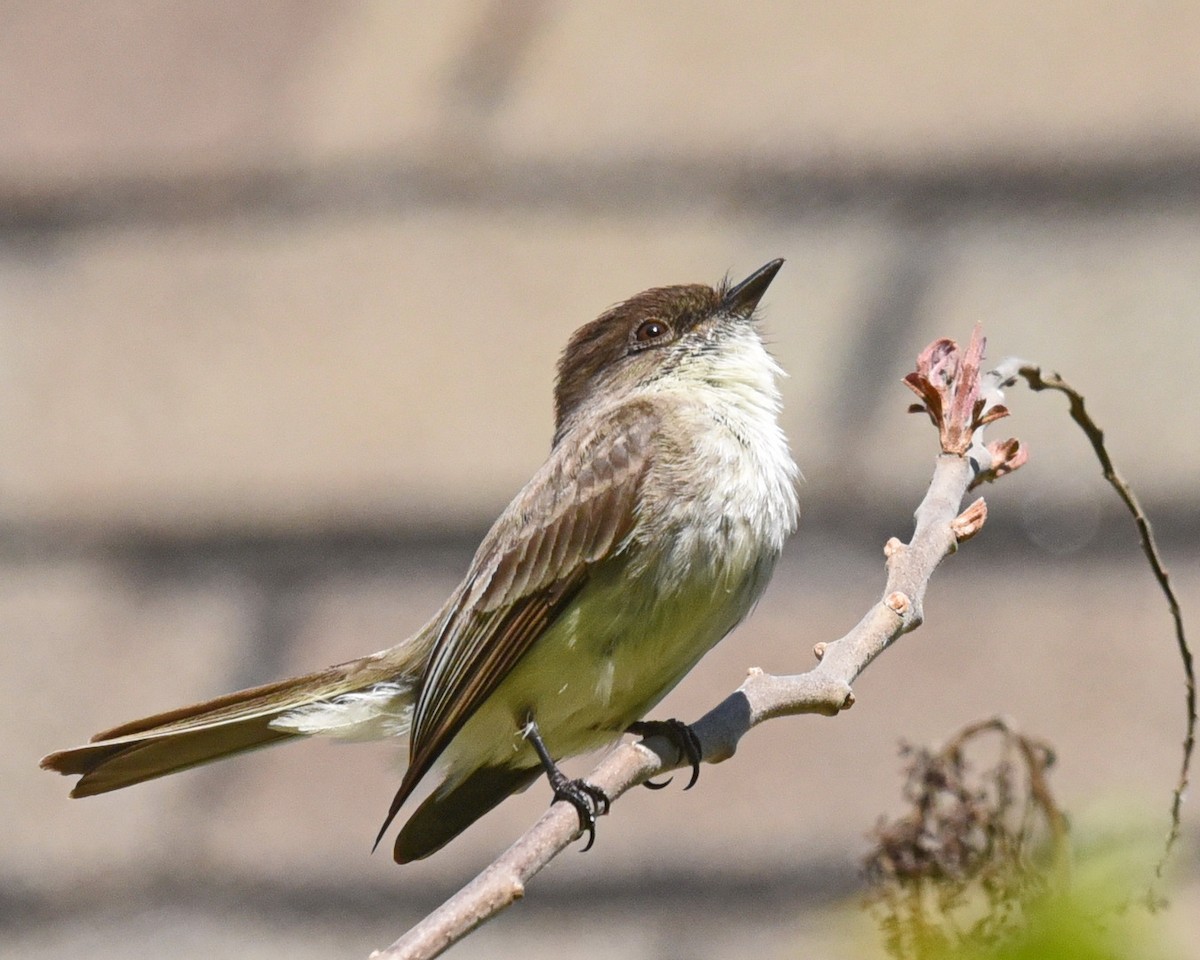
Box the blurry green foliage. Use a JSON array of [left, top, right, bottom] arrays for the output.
[[863, 718, 1184, 960]]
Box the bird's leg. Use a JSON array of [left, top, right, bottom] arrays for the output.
[[523, 717, 610, 852], [628, 718, 703, 790]]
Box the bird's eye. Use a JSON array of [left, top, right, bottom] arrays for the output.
[[634, 320, 670, 344]]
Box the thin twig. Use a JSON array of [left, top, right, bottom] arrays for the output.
[[372, 336, 1022, 960], [1018, 364, 1194, 890]]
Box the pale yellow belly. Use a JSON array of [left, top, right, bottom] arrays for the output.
[[438, 549, 776, 785]]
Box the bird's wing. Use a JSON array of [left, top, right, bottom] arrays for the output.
[[375, 400, 658, 841]]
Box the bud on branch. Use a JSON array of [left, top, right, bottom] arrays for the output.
[[903, 324, 1027, 486]]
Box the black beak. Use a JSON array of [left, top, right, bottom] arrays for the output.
[[723, 258, 784, 315]]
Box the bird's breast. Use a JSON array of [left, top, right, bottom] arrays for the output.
[[441, 370, 800, 776], [633, 390, 799, 589]]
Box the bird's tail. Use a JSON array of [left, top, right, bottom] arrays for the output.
[[41, 655, 415, 798]]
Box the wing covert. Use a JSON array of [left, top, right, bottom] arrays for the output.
[[375, 402, 658, 840]]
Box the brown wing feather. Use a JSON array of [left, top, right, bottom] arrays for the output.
[[373, 402, 658, 844]]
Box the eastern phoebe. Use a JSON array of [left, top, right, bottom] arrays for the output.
[[42, 260, 800, 862]]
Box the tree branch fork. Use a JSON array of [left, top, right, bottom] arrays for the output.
[[374, 326, 1024, 960]]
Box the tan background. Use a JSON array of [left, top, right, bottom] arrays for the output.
[[3, 3, 1199, 957]]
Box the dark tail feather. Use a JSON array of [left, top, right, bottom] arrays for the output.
[[392, 765, 540, 863], [43, 717, 298, 797], [41, 660, 404, 797]]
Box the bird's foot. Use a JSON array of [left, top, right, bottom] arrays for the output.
[[523, 717, 611, 852], [628, 718, 703, 791], [548, 774, 610, 852]]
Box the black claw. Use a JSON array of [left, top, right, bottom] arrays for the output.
[[551, 778, 610, 851], [643, 775, 673, 790], [628, 718, 703, 790]]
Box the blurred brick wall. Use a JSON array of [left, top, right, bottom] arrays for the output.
[[3, 4, 1198, 958]]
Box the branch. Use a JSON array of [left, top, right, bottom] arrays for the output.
[[1018, 364, 1195, 896], [372, 327, 1024, 960]]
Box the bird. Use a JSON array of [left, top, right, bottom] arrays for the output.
[[41, 260, 800, 863]]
